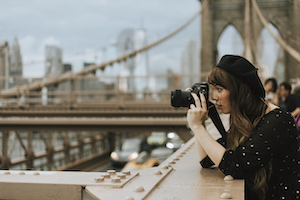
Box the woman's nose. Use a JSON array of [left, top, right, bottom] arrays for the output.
[[212, 91, 218, 101]]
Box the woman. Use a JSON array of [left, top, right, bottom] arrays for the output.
[[187, 55, 299, 200], [264, 77, 278, 105]]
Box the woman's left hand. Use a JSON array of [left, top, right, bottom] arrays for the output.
[[187, 92, 208, 129]]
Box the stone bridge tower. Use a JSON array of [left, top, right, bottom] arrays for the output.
[[199, 0, 300, 82]]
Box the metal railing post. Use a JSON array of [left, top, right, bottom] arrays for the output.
[[1, 131, 11, 169], [25, 131, 35, 169]]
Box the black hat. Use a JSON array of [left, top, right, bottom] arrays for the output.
[[217, 55, 265, 98]]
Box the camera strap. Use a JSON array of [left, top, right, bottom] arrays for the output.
[[208, 102, 227, 137]]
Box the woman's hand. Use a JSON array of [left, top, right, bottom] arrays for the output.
[[187, 92, 209, 129]]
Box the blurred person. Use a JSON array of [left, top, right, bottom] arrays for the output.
[[264, 77, 278, 105], [293, 85, 300, 131], [291, 78, 300, 94], [294, 85, 300, 100], [279, 81, 300, 117], [187, 55, 299, 200]]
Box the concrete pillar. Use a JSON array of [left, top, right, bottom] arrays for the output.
[[200, 0, 216, 79]]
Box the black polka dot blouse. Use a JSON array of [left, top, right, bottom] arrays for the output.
[[200, 108, 300, 200]]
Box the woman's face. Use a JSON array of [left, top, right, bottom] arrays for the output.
[[265, 81, 273, 93], [211, 84, 231, 114]]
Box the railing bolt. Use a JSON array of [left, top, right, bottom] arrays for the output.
[[33, 172, 40, 176], [94, 177, 104, 183], [133, 186, 145, 192], [161, 165, 168, 169], [111, 177, 121, 183], [107, 170, 116, 175], [101, 174, 110, 178], [19, 172, 25, 175], [122, 171, 131, 175], [153, 170, 162, 175], [224, 175, 234, 181], [4, 171, 10, 175], [117, 174, 126, 179], [169, 161, 176, 165], [124, 196, 134, 200], [220, 192, 232, 199]]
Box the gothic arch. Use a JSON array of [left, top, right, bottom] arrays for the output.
[[217, 24, 244, 60]]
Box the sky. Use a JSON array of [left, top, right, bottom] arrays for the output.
[[0, 0, 280, 79], [0, 0, 202, 78]]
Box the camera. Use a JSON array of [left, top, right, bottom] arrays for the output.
[[171, 82, 209, 107]]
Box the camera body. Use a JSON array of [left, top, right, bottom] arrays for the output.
[[171, 82, 209, 107]]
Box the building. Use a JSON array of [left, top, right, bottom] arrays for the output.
[[63, 64, 72, 73], [45, 45, 63, 77], [10, 37, 23, 77], [115, 28, 149, 98], [133, 28, 149, 98], [0, 41, 10, 90], [181, 40, 198, 88]]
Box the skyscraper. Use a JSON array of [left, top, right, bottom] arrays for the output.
[[10, 37, 23, 77], [181, 40, 198, 88], [133, 28, 149, 98], [0, 41, 10, 89], [116, 28, 148, 97], [45, 45, 63, 76]]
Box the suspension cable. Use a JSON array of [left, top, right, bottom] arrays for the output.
[[251, 0, 300, 64]]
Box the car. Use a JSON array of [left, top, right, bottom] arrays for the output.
[[122, 151, 160, 170], [146, 131, 168, 147], [165, 132, 184, 151], [122, 147, 174, 170], [110, 137, 151, 167]]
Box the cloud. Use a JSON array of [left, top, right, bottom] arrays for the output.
[[41, 36, 60, 46], [38, 36, 61, 54]]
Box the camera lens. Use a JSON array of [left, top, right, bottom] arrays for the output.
[[171, 90, 193, 107]]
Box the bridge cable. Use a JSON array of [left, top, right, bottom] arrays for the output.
[[251, 0, 300, 64], [243, 0, 253, 62], [253, 2, 300, 47]]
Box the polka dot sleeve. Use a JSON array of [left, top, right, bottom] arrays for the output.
[[219, 109, 298, 179], [200, 137, 227, 168]]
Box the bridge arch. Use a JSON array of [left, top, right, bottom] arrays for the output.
[[217, 24, 244, 61], [257, 23, 282, 79]]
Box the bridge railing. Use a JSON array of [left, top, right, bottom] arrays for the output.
[[0, 129, 112, 171]]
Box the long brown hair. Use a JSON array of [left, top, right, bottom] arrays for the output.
[[207, 67, 270, 199]]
